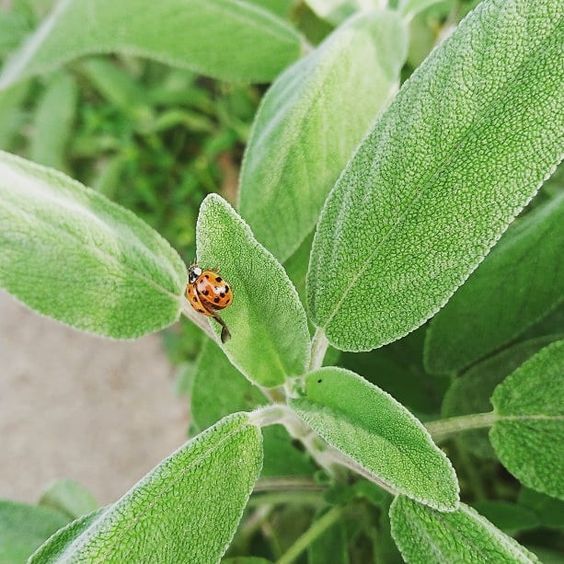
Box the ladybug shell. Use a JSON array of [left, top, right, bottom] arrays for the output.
[[196, 271, 233, 310], [186, 283, 213, 317]]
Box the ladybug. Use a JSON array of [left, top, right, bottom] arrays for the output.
[[186, 264, 233, 343]]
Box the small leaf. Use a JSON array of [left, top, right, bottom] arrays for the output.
[[0, 500, 69, 563], [0, 151, 186, 338], [290, 367, 459, 511], [307, 0, 564, 351], [442, 335, 561, 459], [390, 496, 538, 564], [196, 194, 310, 387], [490, 339, 564, 500], [426, 193, 564, 374], [239, 10, 407, 261], [38, 479, 98, 520], [30, 72, 78, 171], [32, 413, 263, 562], [0, 0, 303, 89]]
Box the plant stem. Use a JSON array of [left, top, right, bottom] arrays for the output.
[[277, 506, 343, 564], [309, 328, 329, 371], [180, 300, 218, 343], [248, 491, 324, 508], [426, 412, 498, 443], [254, 477, 324, 493]]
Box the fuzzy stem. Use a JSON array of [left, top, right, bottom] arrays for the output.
[[426, 412, 498, 443], [309, 328, 329, 371], [180, 300, 218, 343], [277, 506, 343, 564]]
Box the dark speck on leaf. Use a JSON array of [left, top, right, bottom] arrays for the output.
[[317, 379, 322, 384]]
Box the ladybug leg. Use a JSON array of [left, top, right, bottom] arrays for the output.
[[212, 312, 231, 343]]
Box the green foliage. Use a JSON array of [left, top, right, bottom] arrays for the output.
[[0, 0, 304, 89], [0, 151, 186, 338], [0, 500, 70, 563], [0, 82, 29, 149], [426, 193, 564, 374], [307, 510, 349, 564], [472, 500, 539, 535], [196, 194, 310, 387], [490, 339, 564, 500], [399, 0, 447, 18], [32, 414, 263, 562], [38, 479, 98, 521], [390, 496, 538, 563], [307, 0, 564, 351], [239, 10, 407, 261], [290, 367, 459, 511], [304, 0, 358, 25], [518, 488, 564, 529]]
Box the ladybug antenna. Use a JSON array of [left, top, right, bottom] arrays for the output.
[[213, 313, 231, 344]]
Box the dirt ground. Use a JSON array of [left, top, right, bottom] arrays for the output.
[[0, 291, 188, 505]]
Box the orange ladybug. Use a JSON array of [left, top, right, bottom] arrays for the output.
[[186, 264, 233, 343]]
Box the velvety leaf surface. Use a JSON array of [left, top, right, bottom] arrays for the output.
[[239, 10, 407, 262], [191, 339, 315, 477], [307, 0, 564, 351], [426, 193, 564, 374], [31, 413, 263, 562], [290, 367, 459, 511], [38, 479, 98, 520], [0, 151, 186, 338], [196, 194, 310, 387], [0, 0, 303, 88], [442, 335, 561, 458], [0, 500, 69, 563], [390, 497, 538, 563], [491, 340, 564, 499]]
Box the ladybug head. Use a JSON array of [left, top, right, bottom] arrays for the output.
[[188, 264, 202, 284]]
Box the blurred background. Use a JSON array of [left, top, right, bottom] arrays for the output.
[[1, 0, 486, 506]]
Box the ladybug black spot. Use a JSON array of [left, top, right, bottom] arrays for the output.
[[225, 285, 229, 292], [198, 309, 205, 313], [220, 292, 226, 298], [214, 297, 220, 304], [225, 298, 230, 304], [202, 290, 209, 296], [205, 275, 209, 279], [216, 277, 222, 282]]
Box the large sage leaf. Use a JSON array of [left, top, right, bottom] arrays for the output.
[[426, 193, 564, 374], [32, 413, 263, 562], [490, 339, 564, 500], [390, 497, 538, 563], [0, 151, 186, 338], [196, 194, 310, 387], [0, 501, 69, 563], [307, 0, 564, 351], [239, 10, 407, 262], [290, 367, 459, 511], [0, 0, 303, 89]]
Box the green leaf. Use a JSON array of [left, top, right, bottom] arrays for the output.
[[425, 193, 564, 374], [304, 0, 358, 25], [518, 488, 564, 529], [0, 151, 186, 338], [307, 510, 349, 564], [0, 500, 69, 563], [30, 73, 78, 171], [0, 1, 303, 89], [399, 0, 446, 19], [38, 479, 98, 520], [390, 496, 538, 563], [239, 10, 407, 262], [290, 367, 459, 511], [442, 335, 561, 459], [490, 339, 564, 500], [472, 501, 539, 535], [31, 413, 263, 562], [0, 82, 29, 149], [307, 0, 564, 351], [196, 194, 310, 387]]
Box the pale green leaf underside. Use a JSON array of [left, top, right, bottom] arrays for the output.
[[426, 193, 564, 374], [290, 367, 459, 511], [0, 151, 186, 338], [38, 479, 98, 521], [308, 0, 564, 351], [0, 501, 69, 563], [239, 10, 407, 262], [32, 414, 263, 563], [0, 0, 303, 90], [491, 339, 564, 500], [399, 0, 446, 19], [390, 497, 538, 563], [196, 194, 310, 387]]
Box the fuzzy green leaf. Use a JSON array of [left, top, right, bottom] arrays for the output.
[[518, 488, 564, 529], [390, 497, 538, 563], [0, 0, 303, 89], [196, 194, 310, 387], [0, 500, 69, 563], [290, 367, 459, 511], [307, 0, 564, 351], [239, 10, 407, 262], [490, 340, 564, 500], [304, 0, 359, 25], [38, 479, 98, 521], [426, 193, 564, 374], [0, 151, 186, 338], [31, 413, 262, 562], [442, 335, 561, 459]]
